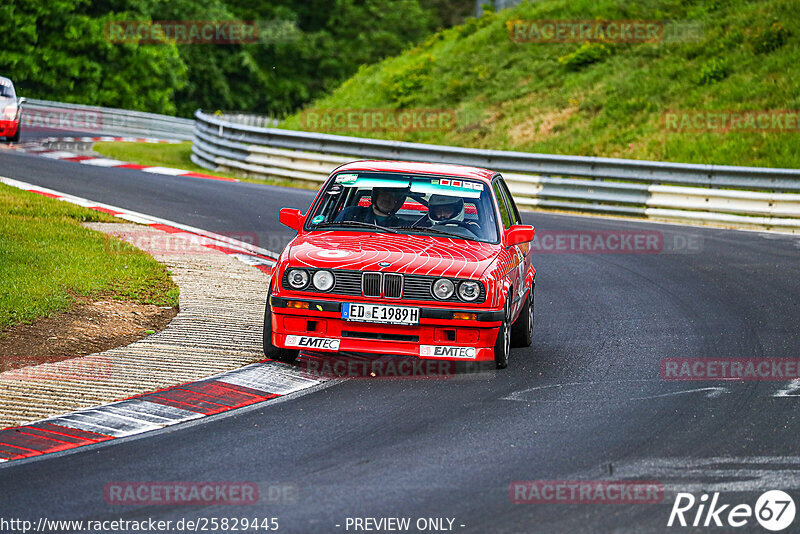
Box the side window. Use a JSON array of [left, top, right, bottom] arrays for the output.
[[492, 180, 512, 229], [498, 177, 521, 225]]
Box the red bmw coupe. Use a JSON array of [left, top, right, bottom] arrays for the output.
[[265, 161, 535, 369], [0, 77, 24, 143]]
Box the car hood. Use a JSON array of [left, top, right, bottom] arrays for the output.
[[287, 231, 498, 279]]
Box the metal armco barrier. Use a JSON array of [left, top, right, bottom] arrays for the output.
[[22, 99, 194, 140], [192, 110, 800, 231]]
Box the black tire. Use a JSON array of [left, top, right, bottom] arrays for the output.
[[263, 289, 298, 363], [511, 288, 533, 348], [9, 123, 20, 143], [494, 300, 511, 369]]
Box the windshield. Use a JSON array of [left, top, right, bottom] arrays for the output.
[[304, 171, 500, 243], [0, 80, 15, 100]]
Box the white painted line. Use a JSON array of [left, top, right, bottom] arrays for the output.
[[773, 379, 800, 397], [588, 456, 800, 493], [116, 213, 160, 225], [98, 399, 202, 424], [631, 387, 728, 400], [140, 166, 187, 176], [51, 411, 162, 437], [39, 151, 78, 159], [216, 363, 322, 395], [46, 414, 138, 437], [60, 197, 97, 208], [80, 158, 126, 167]]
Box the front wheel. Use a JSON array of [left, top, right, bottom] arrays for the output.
[[511, 288, 533, 348], [9, 123, 20, 143], [494, 301, 511, 369], [263, 289, 298, 363]]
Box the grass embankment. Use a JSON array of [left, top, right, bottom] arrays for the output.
[[282, 0, 800, 169], [0, 183, 179, 330], [93, 141, 317, 189]]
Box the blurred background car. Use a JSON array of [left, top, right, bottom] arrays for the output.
[[0, 76, 25, 143]]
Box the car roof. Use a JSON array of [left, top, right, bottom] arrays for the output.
[[334, 160, 497, 183], [0, 76, 13, 86]]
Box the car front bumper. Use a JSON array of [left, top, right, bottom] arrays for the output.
[[269, 296, 503, 362]]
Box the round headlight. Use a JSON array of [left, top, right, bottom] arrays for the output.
[[312, 270, 334, 291], [287, 269, 309, 289], [458, 281, 481, 302], [432, 278, 455, 300]]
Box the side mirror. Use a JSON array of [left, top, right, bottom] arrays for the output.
[[504, 225, 535, 248], [279, 207, 304, 231]]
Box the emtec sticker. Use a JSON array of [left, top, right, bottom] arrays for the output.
[[420, 345, 477, 359], [335, 174, 359, 184], [311, 215, 326, 224], [285, 335, 341, 351]]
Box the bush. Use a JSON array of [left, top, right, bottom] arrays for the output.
[[558, 42, 613, 71], [381, 56, 434, 107], [751, 22, 790, 54], [696, 58, 729, 85]]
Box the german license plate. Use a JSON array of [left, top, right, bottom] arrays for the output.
[[342, 303, 420, 325]]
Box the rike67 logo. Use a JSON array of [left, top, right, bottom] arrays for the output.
[[668, 490, 796, 531]]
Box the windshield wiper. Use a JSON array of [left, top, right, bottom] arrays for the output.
[[395, 225, 459, 238], [314, 221, 398, 234]]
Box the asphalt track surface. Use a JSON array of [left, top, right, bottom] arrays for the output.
[[2, 139, 800, 533]]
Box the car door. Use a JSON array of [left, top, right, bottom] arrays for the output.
[[499, 176, 532, 318], [492, 177, 523, 318]]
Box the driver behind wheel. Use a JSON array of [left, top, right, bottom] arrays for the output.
[[426, 194, 482, 237], [428, 194, 464, 224]]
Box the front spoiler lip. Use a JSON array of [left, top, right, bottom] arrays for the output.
[[269, 296, 504, 322]]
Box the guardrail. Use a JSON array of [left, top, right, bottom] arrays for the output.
[[22, 99, 194, 140], [192, 110, 800, 231], [216, 112, 280, 129]]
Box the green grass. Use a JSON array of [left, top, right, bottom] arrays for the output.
[[0, 183, 179, 330], [281, 0, 800, 169], [93, 141, 317, 189]]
